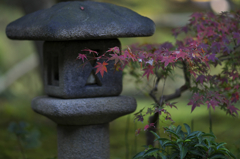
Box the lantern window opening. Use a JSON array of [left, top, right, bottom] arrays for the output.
[[47, 53, 59, 86]]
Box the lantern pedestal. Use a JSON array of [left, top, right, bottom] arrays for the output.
[[57, 124, 109, 159], [31, 96, 136, 159]]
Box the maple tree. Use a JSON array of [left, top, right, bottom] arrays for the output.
[[77, 11, 240, 146]]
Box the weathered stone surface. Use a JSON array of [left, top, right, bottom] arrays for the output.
[[44, 39, 122, 98], [31, 96, 137, 125], [6, 1, 155, 41], [57, 124, 109, 159]]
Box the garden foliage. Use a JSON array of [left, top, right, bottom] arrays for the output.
[[132, 123, 235, 159], [77, 10, 240, 158]]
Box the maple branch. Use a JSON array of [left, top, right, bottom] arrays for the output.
[[219, 55, 240, 62], [146, 61, 190, 146], [159, 78, 166, 106], [158, 61, 190, 103], [149, 75, 162, 105], [146, 73, 163, 147]]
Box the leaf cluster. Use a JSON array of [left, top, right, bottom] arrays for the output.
[[133, 123, 235, 159], [77, 10, 240, 117]]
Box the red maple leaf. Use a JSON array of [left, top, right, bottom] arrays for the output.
[[205, 27, 215, 37], [108, 54, 125, 64], [196, 75, 206, 84], [142, 65, 154, 80], [106, 46, 120, 54], [144, 123, 155, 131], [144, 125, 149, 131], [231, 92, 239, 103], [165, 102, 178, 109], [174, 50, 187, 60], [188, 93, 204, 112], [135, 115, 144, 123], [124, 47, 137, 61], [160, 55, 175, 67], [227, 106, 239, 116], [77, 53, 87, 62], [149, 123, 155, 127], [206, 98, 219, 110], [94, 61, 108, 77]]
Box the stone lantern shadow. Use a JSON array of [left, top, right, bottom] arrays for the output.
[[6, 1, 155, 159]]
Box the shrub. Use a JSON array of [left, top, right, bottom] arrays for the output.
[[133, 123, 236, 159]]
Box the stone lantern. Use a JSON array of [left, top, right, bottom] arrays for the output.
[[6, 1, 155, 159]]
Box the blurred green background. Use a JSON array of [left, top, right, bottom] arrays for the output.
[[1, 0, 240, 159]]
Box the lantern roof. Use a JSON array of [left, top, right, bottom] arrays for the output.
[[6, 1, 155, 41]]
